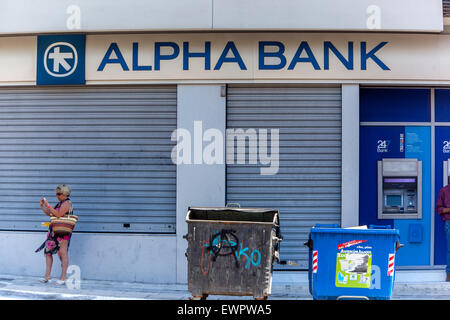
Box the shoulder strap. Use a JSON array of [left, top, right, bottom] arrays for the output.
[[66, 199, 73, 215]]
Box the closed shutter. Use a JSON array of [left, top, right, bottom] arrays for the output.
[[0, 86, 176, 233], [444, 0, 450, 17], [226, 86, 341, 269]]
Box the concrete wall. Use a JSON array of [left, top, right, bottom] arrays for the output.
[[176, 85, 226, 283], [213, 0, 443, 32], [0, 231, 176, 283], [0, 0, 443, 34], [341, 84, 360, 227]]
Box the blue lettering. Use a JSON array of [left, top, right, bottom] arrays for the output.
[[236, 243, 250, 269], [97, 40, 389, 73], [154, 42, 180, 71], [250, 250, 261, 267], [361, 41, 390, 70], [288, 41, 321, 70], [324, 41, 354, 70], [97, 43, 129, 71], [214, 41, 247, 70], [183, 42, 211, 70], [132, 42, 151, 71], [258, 41, 286, 70]]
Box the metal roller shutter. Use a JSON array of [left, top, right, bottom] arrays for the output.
[[0, 86, 176, 233], [226, 86, 342, 269]]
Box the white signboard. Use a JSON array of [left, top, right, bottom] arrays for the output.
[[1, 33, 450, 84]]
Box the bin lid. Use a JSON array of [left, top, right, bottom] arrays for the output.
[[186, 206, 279, 224], [310, 225, 400, 237], [188, 206, 278, 213]]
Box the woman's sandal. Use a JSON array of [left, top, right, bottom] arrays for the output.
[[55, 279, 66, 285], [39, 277, 51, 283]]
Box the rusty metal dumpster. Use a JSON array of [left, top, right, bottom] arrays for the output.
[[184, 206, 282, 300]]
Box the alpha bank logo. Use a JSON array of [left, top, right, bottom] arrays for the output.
[[37, 35, 85, 85], [44, 42, 78, 77]]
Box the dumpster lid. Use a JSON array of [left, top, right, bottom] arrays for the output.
[[310, 224, 400, 236], [186, 206, 279, 224]]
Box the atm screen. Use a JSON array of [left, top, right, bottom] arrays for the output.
[[383, 178, 416, 183], [385, 194, 403, 207]]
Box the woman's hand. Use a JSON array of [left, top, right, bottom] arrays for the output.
[[40, 198, 51, 216], [43, 199, 51, 209]]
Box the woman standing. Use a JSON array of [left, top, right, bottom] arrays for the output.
[[36, 184, 74, 285]]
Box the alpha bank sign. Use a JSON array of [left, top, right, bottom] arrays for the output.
[[37, 34, 390, 85]]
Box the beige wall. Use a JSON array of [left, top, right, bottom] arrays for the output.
[[2, 33, 450, 84]]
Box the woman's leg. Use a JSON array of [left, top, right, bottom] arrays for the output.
[[44, 254, 53, 280], [58, 240, 69, 281]]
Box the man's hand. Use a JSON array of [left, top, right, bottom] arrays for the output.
[[443, 208, 450, 214]]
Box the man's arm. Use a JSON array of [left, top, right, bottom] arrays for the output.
[[436, 189, 450, 215]]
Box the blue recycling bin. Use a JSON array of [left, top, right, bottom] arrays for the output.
[[306, 224, 402, 300]]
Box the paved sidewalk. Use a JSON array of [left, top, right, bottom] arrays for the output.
[[0, 274, 449, 300]]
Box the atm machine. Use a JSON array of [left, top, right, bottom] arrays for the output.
[[377, 158, 422, 220], [443, 160, 450, 187]]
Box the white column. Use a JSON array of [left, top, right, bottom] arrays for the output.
[[341, 84, 360, 227], [175, 85, 226, 283]]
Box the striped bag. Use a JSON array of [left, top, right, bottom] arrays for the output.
[[50, 214, 78, 236]]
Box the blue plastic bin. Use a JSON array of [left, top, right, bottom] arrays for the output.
[[306, 224, 402, 300]]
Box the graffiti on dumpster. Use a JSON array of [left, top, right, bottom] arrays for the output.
[[200, 230, 262, 275]]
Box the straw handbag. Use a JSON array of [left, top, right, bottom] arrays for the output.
[[50, 214, 78, 236]]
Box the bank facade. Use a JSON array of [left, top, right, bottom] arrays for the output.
[[0, 0, 448, 284]]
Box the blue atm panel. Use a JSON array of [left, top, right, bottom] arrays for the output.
[[360, 126, 431, 266], [396, 127, 430, 266], [435, 89, 450, 122], [434, 127, 450, 265], [360, 88, 430, 122], [359, 126, 402, 228]]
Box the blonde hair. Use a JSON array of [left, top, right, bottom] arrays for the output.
[[56, 184, 71, 196]]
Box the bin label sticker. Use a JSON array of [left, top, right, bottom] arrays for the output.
[[335, 240, 372, 288], [337, 240, 368, 250]]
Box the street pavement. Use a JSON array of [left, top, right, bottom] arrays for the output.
[[0, 273, 448, 300]]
